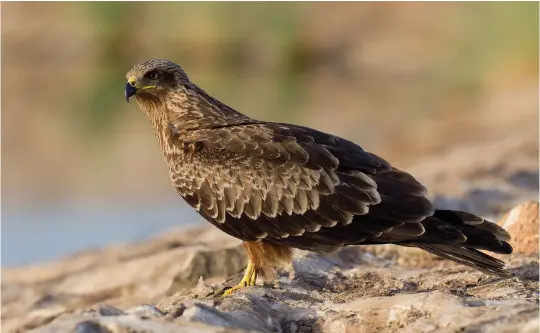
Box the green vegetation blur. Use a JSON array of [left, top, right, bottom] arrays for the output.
[[2, 2, 538, 204]]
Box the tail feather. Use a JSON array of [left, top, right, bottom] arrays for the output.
[[433, 210, 511, 242], [415, 244, 511, 277], [410, 209, 513, 277]]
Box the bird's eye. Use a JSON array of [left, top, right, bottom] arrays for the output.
[[146, 71, 160, 80]]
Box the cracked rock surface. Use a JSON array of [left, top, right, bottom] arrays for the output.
[[3, 138, 538, 333]]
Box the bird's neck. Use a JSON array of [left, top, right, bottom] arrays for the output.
[[139, 104, 178, 157], [136, 83, 254, 155], [176, 83, 255, 128]]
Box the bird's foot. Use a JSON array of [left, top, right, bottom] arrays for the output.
[[221, 260, 257, 297]]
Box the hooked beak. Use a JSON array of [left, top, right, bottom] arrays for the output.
[[125, 82, 138, 102], [125, 75, 156, 102]]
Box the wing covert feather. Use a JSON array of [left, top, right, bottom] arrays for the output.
[[170, 122, 435, 249]]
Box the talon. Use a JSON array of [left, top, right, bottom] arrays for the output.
[[221, 286, 235, 297], [221, 259, 258, 297], [220, 286, 232, 294]]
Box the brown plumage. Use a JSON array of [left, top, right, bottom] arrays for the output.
[[125, 59, 513, 294]]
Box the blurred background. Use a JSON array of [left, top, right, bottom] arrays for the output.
[[2, 2, 538, 266]]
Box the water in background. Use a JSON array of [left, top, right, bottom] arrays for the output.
[[2, 202, 202, 267]]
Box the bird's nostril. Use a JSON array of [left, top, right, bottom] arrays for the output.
[[129, 80, 136, 87]]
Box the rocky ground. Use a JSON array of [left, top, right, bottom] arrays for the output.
[[2, 137, 539, 333]]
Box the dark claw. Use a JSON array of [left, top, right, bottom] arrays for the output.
[[219, 286, 232, 294]]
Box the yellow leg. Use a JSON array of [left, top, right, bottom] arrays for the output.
[[222, 259, 258, 296]]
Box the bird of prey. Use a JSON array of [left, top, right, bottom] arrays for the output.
[[125, 59, 512, 296]]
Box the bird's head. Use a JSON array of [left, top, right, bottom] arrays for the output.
[[125, 59, 189, 103]]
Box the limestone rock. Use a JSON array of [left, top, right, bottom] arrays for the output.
[[497, 201, 539, 255]]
